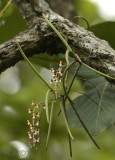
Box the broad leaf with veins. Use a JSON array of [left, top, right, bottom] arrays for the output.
[[67, 65, 115, 136]]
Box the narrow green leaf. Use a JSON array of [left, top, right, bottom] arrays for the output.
[[68, 132, 72, 157], [60, 98, 74, 141], [42, 13, 72, 52], [69, 100, 100, 149], [16, 41, 52, 90], [63, 99, 73, 157], [83, 62, 115, 81], [46, 101, 55, 150], [45, 89, 51, 123]]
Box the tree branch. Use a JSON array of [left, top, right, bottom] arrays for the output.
[[0, 0, 115, 83]]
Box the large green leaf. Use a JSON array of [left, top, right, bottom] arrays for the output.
[[89, 22, 115, 49], [67, 65, 115, 136]]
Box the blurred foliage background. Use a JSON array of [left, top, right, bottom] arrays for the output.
[[0, 0, 115, 160]]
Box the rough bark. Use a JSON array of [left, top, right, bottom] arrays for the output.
[[0, 0, 115, 83]]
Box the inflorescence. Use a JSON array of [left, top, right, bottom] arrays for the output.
[[27, 61, 63, 149], [50, 61, 63, 98], [27, 100, 45, 149]]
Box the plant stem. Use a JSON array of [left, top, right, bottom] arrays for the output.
[[46, 101, 55, 150], [74, 16, 90, 29], [60, 97, 75, 140], [82, 63, 115, 80], [45, 89, 51, 123], [43, 13, 72, 52], [65, 50, 70, 65], [69, 99, 100, 149], [63, 98, 73, 157], [68, 133, 72, 157]]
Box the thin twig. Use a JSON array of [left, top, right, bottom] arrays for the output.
[[74, 16, 90, 29], [63, 98, 73, 157]]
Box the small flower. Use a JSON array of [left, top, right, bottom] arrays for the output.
[[51, 68, 55, 73], [59, 78, 62, 82], [36, 112, 40, 117], [33, 137, 40, 143], [28, 108, 33, 114], [30, 124, 34, 131], [50, 79, 53, 85], [51, 68, 56, 77], [35, 128, 40, 134], [34, 129, 39, 135], [59, 61, 63, 67], [28, 131, 31, 135], [35, 103, 40, 108], [32, 112, 36, 119], [36, 137, 40, 142], [27, 120, 31, 125], [52, 73, 56, 78], [28, 132, 32, 139], [55, 77, 59, 83], [53, 76, 56, 81], [43, 105, 46, 110], [35, 121, 39, 126], [31, 100, 35, 106], [27, 100, 44, 148], [58, 68, 62, 76]]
